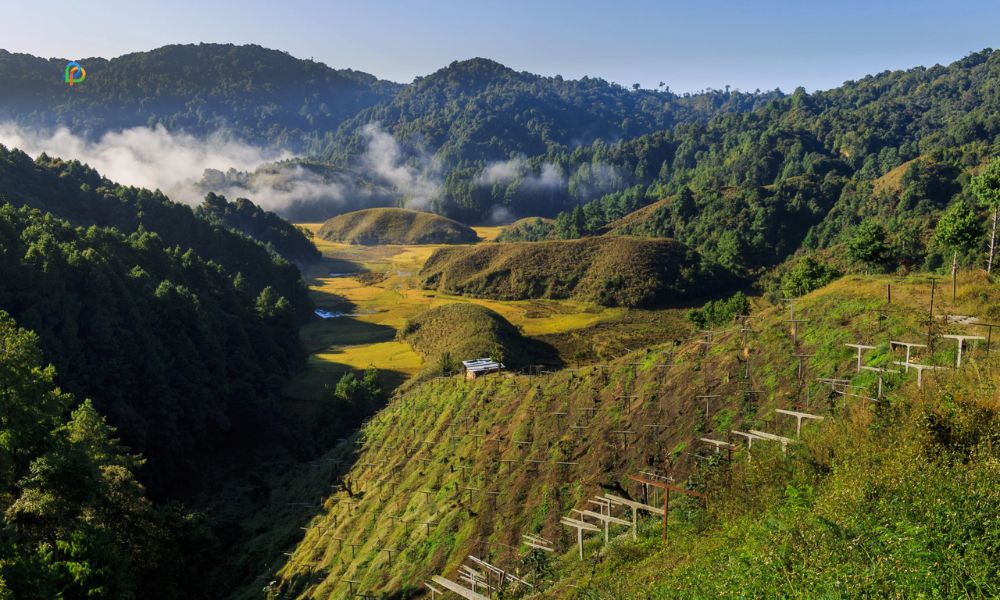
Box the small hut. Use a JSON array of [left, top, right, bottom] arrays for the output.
[[462, 358, 503, 380]]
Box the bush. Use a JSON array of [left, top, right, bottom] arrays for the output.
[[687, 292, 750, 329], [780, 257, 840, 297]]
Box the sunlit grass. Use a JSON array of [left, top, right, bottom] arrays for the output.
[[291, 225, 641, 400]]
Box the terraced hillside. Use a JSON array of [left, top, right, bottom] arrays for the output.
[[251, 272, 1000, 598], [317, 208, 479, 245], [420, 236, 732, 307]]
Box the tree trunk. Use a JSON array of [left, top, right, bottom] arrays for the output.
[[989, 206, 998, 274]]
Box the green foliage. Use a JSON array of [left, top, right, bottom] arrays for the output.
[[438, 351, 456, 376], [847, 220, 891, 270], [0, 204, 303, 494], [0, 146, 312, 320], [0, 44, 399, 150], [195, 193, 320, 264], [333, 368, 382, 415], [686, 292, 750, 329], [934, 200, 984, 255], [495, 217, 555, 242], [323, 57, 777, 167], [0, 311, 165, 598], [970, 156, 1000, 209], [780, 256, 841, 298]]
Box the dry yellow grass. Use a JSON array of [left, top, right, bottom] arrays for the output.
[[314, 341, 423, 373], [471, 225, 504, 241], [288, 224, 655, 399]]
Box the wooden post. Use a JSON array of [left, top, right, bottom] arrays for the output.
[[952, 251, 958, 302], [928, 277, 937, 349], [941, 334, 985, 368], [845, 343, 876, 372], [629, 475, 706, 543]]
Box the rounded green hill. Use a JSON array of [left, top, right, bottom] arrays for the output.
[[419, 236, 732, 308], [398, 303, 553, 371], [317, 207, 478, 245]]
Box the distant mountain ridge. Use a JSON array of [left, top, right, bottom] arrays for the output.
[[320, 57, 782, 164], [0, 43, 401, 148]]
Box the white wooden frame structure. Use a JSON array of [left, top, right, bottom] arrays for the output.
[[845, 343, 876, 372], [604, 493, 664, 540], [775, 409, 824, 438], [560, 516, 601, 559], [748, 430, 795, 453], [890, 341, 927, 370], [941, 334, 985, 367], [893, 361, 945, 388]]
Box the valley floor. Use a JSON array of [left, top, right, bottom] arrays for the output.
[[284, 224, 692, 401]]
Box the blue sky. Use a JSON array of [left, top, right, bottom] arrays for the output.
[[2, 0, 996, 92]]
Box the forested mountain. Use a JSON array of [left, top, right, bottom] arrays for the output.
[[320, 57, 781, 165], [0, 147, 314, 496], [493, 49, 1000, 274], [0, 203, 304, 495], [0, 44, 400, 148], [0, 146, 311, 319]]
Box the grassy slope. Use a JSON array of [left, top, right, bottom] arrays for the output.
[[420, 236, 730, 308], [257, 271, 1000, 599], [603, 196, 671, 234], [399, 303, 557, 371], [316, 208, 479, 245]]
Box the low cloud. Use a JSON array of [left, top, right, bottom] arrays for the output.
[[0, 123, 292, 205], [476, 157, 567, 192], [359, 123, 442, 210], [0, 122, 441, 218]]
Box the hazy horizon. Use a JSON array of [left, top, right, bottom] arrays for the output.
[[2, 0, 996, 94]]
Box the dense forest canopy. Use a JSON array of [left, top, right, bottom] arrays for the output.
[[0, 203, 304, 494], [0, 146, 312, 319], [194, 192, 320, 264], [0, 147, 321, 499], [495, 49, 1000, 275], [319, 57, 782, 165]]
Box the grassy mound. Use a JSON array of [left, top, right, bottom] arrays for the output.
[[316, 207, 478, 245], [398, 303, 552, 370], [419, 236, 730, 307]]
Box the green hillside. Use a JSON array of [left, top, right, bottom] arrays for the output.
[[419, 236, 732, 307], [316, 207, 478, 245], [320, 57, 779, 165], [464, 50, 1000, 266], [256, 272, 1000, 599]]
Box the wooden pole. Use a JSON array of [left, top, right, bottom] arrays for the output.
[[928, 278, 936, 349], [663, 488, 669, 542]]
